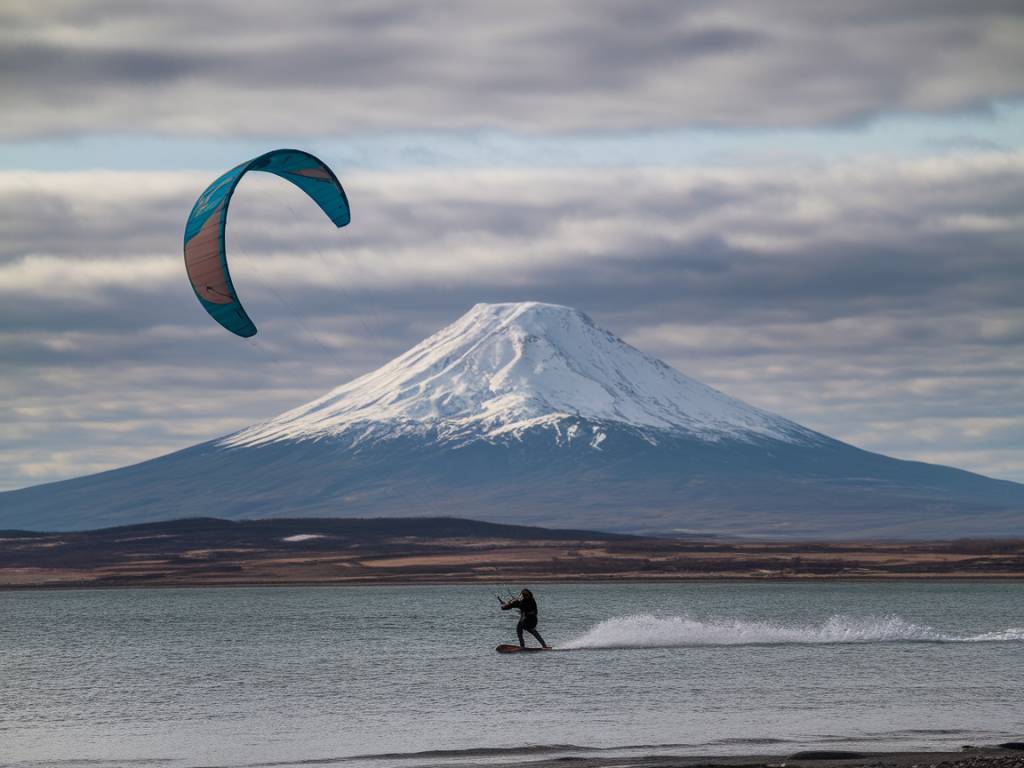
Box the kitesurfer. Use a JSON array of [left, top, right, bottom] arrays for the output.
[[500, 588, 549, 648]]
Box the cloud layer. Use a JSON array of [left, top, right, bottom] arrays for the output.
[[3, 1, 1023, 137], [2, 152, 1022, 489]]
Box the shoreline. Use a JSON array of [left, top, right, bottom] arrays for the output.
[[4, 573, 1024, 591], [492, 749, 1024, 768], [408, 746, 1024, 768], [327, 746, 1024, 768]]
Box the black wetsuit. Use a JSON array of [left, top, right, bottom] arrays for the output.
[[502, 593, 547, 648]]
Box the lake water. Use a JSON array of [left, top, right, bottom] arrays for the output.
[[1, 582, 1022, 767]]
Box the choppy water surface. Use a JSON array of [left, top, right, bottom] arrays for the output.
[[1, 582, 1022, 768]]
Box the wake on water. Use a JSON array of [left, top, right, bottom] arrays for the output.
[[559, 614, 1024, 650]]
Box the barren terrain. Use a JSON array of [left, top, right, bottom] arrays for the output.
[[2, 517, 1022, 588]]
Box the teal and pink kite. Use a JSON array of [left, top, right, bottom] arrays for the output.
[[183, 149, 350, 337]]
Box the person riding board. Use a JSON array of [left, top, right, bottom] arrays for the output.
[[500, 588, 549, 648]]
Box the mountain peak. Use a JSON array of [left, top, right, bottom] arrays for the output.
[[464, 300, 592, 321], [222, 301, 816, 449]]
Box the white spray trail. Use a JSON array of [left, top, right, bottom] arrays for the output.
[[560, 614, 1024, 650]]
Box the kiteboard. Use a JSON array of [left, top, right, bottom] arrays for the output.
[[496, 644, 553, 654]]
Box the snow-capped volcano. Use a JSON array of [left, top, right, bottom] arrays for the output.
[[225, 302, 815, 449], [3, 302, 1022, 537]]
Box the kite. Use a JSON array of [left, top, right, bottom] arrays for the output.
[[183, 149, 350, 337]]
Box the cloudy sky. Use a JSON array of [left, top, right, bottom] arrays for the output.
[[2, 0, 1023, 491]]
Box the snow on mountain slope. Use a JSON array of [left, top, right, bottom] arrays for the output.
[[224, 302, 819, 449]]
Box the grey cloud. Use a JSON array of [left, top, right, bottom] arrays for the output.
[[2, 1, 1023, 137], [0, 42, 211, 86], [831, 0, 1024, 24]]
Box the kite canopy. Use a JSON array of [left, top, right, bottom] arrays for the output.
[[183, 149, 350, 337]]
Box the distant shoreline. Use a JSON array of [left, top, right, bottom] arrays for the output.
[[4, 577, 1024, 592], [2, 516, 1022, 589], [478, 747, 1024, 768], [5, 564, 1024, 591]]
